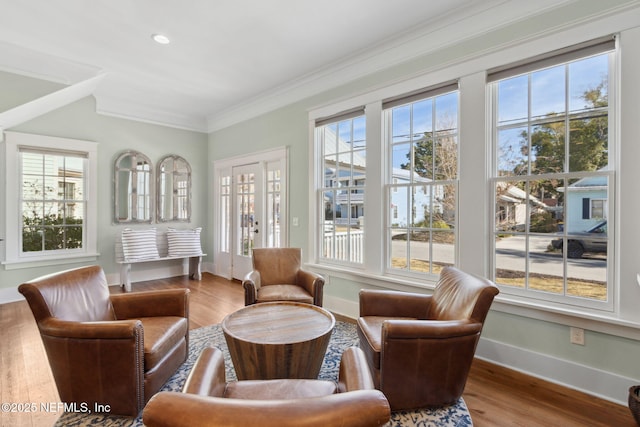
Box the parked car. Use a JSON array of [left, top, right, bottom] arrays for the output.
[[551, 221, 607, 259]]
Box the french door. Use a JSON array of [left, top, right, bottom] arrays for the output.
[[214, 148, 287, 280], [231, 163, 262, 279]]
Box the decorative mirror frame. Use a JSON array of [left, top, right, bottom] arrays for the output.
[[114, 150, 154, 223], [156, 154, 192, 222]]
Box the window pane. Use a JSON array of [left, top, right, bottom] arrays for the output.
[[566, 257, 607, 300], [438, 183, 457, 227], [413, 139, 433, 179], [435, 92, 458, 131], [569, 117, 608, 173], [22, 175, 42, 199], [353, 116, 366, 148], [353, 149, 366, 186], [530, 121, 565, 175], [497, 127, 528, 176], [528, 234, 564, 295], [432, 230, 455, 273], [392, 106, 411, 143], [569, 55, 608, 113], [495, 233, 526, 288], [531, 65, 566, 119], [389, 228, 408, 270], [528, 179, 564, 234], [495, 181, 526, 232], [498, 75, 528, 125], [323, 123, 337, 154], [392, 143, 411, 173], [22, 227, 42, 252], [412, 99, 432, 135], [435, 135, 458, 180]]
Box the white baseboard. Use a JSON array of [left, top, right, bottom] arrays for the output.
[[475, 338, 637, 406], [323, 294, 637, 406]]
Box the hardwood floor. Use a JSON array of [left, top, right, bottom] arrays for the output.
[[1, 273, 635, 426]]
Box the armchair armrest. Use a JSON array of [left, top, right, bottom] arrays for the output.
[[143, 390, 391, 427], [111, 288, 189, 319], [383, 319, 482, 340], [39, 317, 143, 339], [338, 347, 375, 392], [242, 270, 261, 305], [359, 289, 431, 318], [296, 269, 324, 306], [182, 346, 226, 397]]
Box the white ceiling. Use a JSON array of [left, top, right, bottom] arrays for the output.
[[0, 0, 571, 133]]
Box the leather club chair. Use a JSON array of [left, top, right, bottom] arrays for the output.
[[18, 265, 190, 417], [243, 247, 325, 306], [357, 266, 499, 411], [143, 345, 390, 427]]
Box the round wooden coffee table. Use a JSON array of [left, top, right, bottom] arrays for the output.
[[221, 301, 335, 380]]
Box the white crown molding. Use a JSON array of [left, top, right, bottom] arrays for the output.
[[94, 95, 209, 133]]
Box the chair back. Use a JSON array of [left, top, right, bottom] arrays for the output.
[[429, 266, 499, 323], [251, 248, 301, 286], [18, 265, 115, 323]]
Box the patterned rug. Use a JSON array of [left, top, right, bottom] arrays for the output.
[[56, 321, 472, 426]]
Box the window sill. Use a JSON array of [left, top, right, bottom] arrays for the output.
[[307, 262, 640, 341], [2, 253, 100, 270], [306, 262, 440, 293]]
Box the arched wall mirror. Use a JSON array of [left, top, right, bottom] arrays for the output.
[[157, 155, 192, 222], [114, 150, 154, 223]]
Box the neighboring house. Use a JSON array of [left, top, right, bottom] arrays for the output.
[[558, 174, 608, 233], [389, 168, 442, 228], [495, 183, 548, 232], [323, 132, 442, 229]]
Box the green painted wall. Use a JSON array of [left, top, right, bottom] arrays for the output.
[[0, 71, 208, 289], [207, 0, 640, 401]]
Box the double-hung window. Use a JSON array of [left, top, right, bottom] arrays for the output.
[[489, 37, 616, 309], [3, 132, 98, 266], [316, 109, 366, 265], [384, 83, 459, 276]]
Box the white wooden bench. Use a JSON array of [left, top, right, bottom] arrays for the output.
[[115, 231, 205, 292]]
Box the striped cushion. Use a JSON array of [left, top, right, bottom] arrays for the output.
[[167, 227, 203, 257], [121, 228, 160, 261]]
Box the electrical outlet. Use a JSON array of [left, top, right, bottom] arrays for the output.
[[570, 327, 585, 345]]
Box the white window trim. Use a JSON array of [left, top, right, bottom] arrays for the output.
[[307, 11, 640, 340], [2, 131, 99, 269]]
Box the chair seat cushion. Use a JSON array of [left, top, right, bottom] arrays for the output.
[[140, 316, 188, 370], [257, 284, 314, 304], [225, 379, 336, 400], [357, 316, 416, 369]]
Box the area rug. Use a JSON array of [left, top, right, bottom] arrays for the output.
[[56, 321, 472, 426]]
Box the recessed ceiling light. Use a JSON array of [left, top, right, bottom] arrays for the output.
[[152, 33, 170, 45]]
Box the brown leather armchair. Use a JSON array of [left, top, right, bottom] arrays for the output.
[[18, 265, 189, 417], [243, 247, 324, 306], [357, 266, 499, 411], [143, 345, 390, 427]]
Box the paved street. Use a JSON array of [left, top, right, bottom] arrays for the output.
[[391, 235, 606, 282]]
